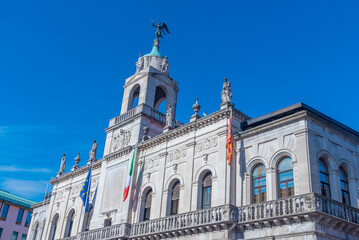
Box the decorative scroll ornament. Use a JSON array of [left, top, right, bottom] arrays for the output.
[[112, 130, 131, 151]]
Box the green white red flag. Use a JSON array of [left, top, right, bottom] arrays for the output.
[[226, 116, 233, 165], [123, 146, 136, 202]]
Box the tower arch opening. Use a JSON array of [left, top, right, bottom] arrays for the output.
[[154, 86, 167, 113], [128, 84, 141, 111]]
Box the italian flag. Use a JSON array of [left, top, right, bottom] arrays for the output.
[[226, 116, 233, 165], [123, 145, 136, 202]]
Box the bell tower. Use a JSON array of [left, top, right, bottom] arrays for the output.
[[120, 38, 178, 117], [103, 36, 179, 156]]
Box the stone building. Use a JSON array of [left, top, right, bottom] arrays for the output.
[[28, 36, 359, 240]]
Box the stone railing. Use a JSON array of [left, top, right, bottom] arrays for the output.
[[109, 104, 166, 127], [131, 204, 237, 237], [114, 108, 138, 125], [238, 193, 309, 223], [60, 193, 359, 240], [315, 193, 359, 224], [60, 223, 130, 240]]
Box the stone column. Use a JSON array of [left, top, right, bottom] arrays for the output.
[[294, 128, 312, 194], [266, 167, 276, 201], [329, 169, 340, 201], [157, 152, 168, 218], [217, 127, 228, 206], [244, 173, 251, 205], [348, 178, 358, 207], [184, 141, 195, 212]]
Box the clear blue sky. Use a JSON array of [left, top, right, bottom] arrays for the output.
[[1, 1, 358, 201]]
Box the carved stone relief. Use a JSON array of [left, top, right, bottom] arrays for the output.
[[112, 129, 131, 152], [196, 137, 218, 154], [56, 191, 63, 200], [144, 157, 159, 170], [168, 148, 187, 163]]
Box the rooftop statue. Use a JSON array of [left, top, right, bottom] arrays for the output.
[[221, 78, 232, 104], [152, 20, 170, 40], [89, 140, 97, 163], [165, 104, 173, 128], [58, 154, 66, 176]]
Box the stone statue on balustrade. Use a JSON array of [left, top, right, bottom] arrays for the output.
[[161, 56, 169, 75], [57, 154, 66, 176], [89, 140, 97, 164], [221, 78, 232, 104], [165, 104, 173, 128], [136, 54, 144, 72]]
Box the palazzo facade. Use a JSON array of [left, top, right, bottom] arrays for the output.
[[28, 37, 359, 240]]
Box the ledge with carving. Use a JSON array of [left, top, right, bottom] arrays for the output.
[[139, 108, 231, 151], [50, 158, 103, 185], [59, 193, 359, 240]]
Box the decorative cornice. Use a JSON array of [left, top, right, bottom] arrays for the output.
[[105, 146, 133, 162], [50, 159, 103, 185], [138, 109, 231, 151]]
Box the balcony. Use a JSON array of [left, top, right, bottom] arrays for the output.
[[60, 193, 359, 240]]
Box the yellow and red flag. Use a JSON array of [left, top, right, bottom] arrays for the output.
[[226, 116, 233, 165]]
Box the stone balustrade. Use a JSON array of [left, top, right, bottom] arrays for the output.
[[131, 204, 237, 237], [60, 193, 359, 240], [110, 104, 166, 127]]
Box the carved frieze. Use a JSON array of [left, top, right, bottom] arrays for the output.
[[56, 191, 63, 200], [196, 137, 218, 154], [167, 148, 187, 163], [144, 157, 159, 170], [112, 129, 131, 152]]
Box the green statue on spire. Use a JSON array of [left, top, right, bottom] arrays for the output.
[[152, 20, 170, 40]]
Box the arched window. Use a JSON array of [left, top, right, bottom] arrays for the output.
[[201, 172, 212, 209], [170, 181, 180, 215], [64, 209, 75, 237], [252, 164, 266, 203], [32, 222, 39, 240], [319, 159, 331, 198], [143, 189, 152, 221], [339, 167, 350, 205], [48, 214, 59, 240], [278, 157, 294, 198]]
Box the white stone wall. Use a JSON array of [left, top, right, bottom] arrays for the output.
[[307, 119, 359, 207]]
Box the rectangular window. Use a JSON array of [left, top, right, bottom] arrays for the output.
[[11, 232, 18, 240], [0, 204, 9, 221], [21, 234, 27, 240], [0, 228, 3, 239], [25, 212, 32, 227], [104, 218, 111, 227], [16, 209, 24, 225]]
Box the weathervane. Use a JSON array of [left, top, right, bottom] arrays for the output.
[[152, 20, 170, 40]]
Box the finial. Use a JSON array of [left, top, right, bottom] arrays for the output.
[[192, 97, 201, 114], [75, 152, 81, 165], [72, 152, 81, 171], [190, 98, 201, 122]]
